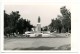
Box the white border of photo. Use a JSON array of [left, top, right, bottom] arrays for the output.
[[0, 0, 80, 54]]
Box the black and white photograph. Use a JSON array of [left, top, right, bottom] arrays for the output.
[[4, 4, 71, 50], [1, 0, 80, 54]]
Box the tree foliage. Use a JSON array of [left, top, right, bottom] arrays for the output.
[[60, 6, 71, 32], [49, 18, 62, 33], [4, 10, 34, 35], [49, 6, 71, 33]]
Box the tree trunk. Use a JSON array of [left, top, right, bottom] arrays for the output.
[[68, 28, 69, 33]]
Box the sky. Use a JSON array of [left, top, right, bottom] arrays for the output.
[[5, 3, 70, 27]]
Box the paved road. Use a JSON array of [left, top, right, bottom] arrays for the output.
[[4, 36, 71, 50]]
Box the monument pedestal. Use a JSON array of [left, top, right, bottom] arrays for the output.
[[35, 16, 42, 37], [36, 23, 41, 33]]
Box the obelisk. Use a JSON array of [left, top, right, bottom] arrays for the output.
[[37, 16, 41, 33]]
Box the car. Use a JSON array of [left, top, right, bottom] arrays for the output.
[[28, 33, 35, 37], [25, 32, 36, 37]]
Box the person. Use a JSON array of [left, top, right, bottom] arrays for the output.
[[14, 33, 16, 37], [7, 34, 10, 37], [18, 32, 19, 34], [66, 32, 70, 37]]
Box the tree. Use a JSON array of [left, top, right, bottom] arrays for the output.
[[16, 18, 34, 34], [43, 26, 48, 31], [4, 10, 33, 35], [60, 6, 71, 32], [26, 19, 33, 31], [4, 11, 11, 35], [9, 11, 20, 31], [49, 18, 62, 33], [4, 10, 9, 28], [49, 19, 55, 32], [54, 18, 62, 33]]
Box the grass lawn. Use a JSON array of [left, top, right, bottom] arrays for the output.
[[4, 36, 71, 50]]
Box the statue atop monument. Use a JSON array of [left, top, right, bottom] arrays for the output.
[[38, 16, 40, 23]]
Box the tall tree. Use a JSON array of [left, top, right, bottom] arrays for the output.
[[4, 10, 11, 35], [4, 10, 34, 35], [49, 18, 62, 33], [16, 18, 33, 34], [60, 6, 71, 32], [4, 10, 9, 28]]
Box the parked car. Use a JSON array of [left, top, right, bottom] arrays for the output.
[[27, 33, 36, 37], [24, 32, 36, 37]]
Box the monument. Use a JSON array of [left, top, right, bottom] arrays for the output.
[[36, 16, 41, 33]]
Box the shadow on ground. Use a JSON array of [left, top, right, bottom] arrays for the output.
[[12, 44, 71, 50]]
